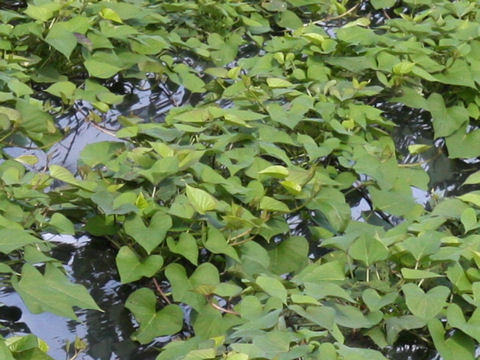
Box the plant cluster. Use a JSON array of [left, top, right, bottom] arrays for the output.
[[0, 0, 480, 359]]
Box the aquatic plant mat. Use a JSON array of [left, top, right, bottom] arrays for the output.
[[1, 0, 480, 359]]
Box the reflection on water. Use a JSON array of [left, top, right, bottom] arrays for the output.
[[388, 104, 479, 198], [0, 237, 162, 360], [4, 77, 186, 172]]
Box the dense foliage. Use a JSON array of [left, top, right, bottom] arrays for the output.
[[1, 0, 480, 359]]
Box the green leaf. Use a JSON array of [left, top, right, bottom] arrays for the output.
[[0, 339, 14, 360], [402, 284, 449, 321], [12, 263, 101, 320], [259, 196, 290, 212], [463, 171, 480, 185], [428, 318, 475, 360], [205, 226, 240, 262], [266, 77, 294, 88], [79, 141, 125, 168], [84, 58, 122, 79], [434, 59, 476, 88], [269, 236, 308, 274], [392, 61, 415, 75], [258, 165, 289, 178], [45, 81, 76, 99], [124, 212, 172, 254], [427, 93, 468, 138], [256, 275, 287, 303], [131, 35, 169, 55], [458, 192, 480, 208], [293, 260, 346, 283], [446, 262, 472, 293], [446, 127, 480, 159], [8, 79, 33, 97], [24, 3, 61, 22], [116, 246, 163, 284], [45, 23, 77, 59], [49, 213, 75, 235], [401, 232, 441, 261], [447, 303, 480, 342], [401, 268, 442, 280], [99, 8, 123, 23], [0, 229, 41, 254], [460, 208, 477, 233], [49, 165, 96, 191], [165, 263, 219, 311], [362, 289, 397, 312], [348, 235, 388, 266], [167, 233, 198, 265], [408, 144, 431, 155], [125, 288, 183, 344], [371, 0, 396, 9], [337, 345, 387, 360], [186, 185, 217, 214], [332, 303, 382, 328]]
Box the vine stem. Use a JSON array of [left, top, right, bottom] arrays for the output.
[[153, 278, 171, 304], [209, 299, 239, 315], [228, 228, 253, 243]]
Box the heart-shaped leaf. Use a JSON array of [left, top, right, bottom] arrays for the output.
[[124, 212, 172, 254], [204, 226, 240, 262], [349, 234, 388, 266], [116, 246, 163, 284], [125, 288, 183, 344], [167, 233, 198, 265], [402, 284, 450, 321], [362, 289, 397, 312], [428, 318, 475, 360], [447, 303, 480, 342], [165, 263, 219, 311]]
